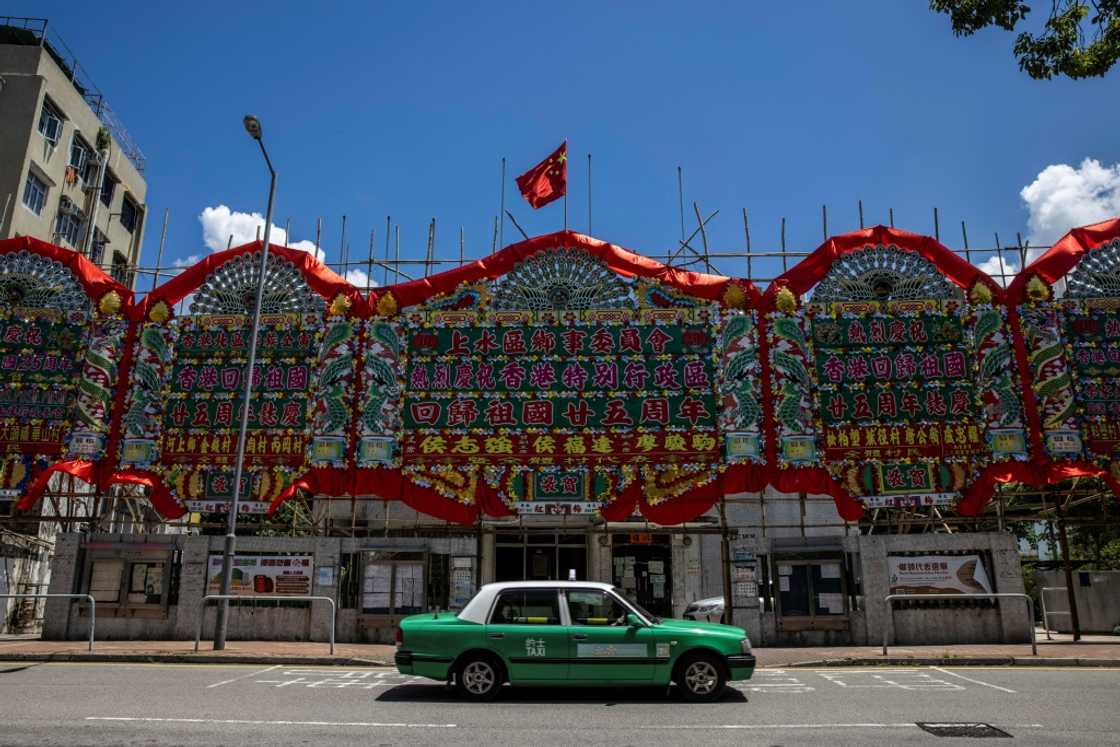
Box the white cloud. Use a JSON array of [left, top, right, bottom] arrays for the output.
[[974, 255, 1019, 287], [198, 205, 326, 261], [1021, 159, 1120, 255], [173, 254, 201, 269], [344, 268, 377, 290]]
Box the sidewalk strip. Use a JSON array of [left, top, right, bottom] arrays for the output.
[[86, 717, 455, 728], [206, 664, 280, 689], [932, 667, 1017, 693]]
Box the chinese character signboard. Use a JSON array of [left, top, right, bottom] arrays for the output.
[[1009, 219, 1120, 496], [765, 228, 1027, 518], [360, 234, 761, 521], [887, 554, 993, 595], [0, 238, 132, 512], [206, 553, 313, 596], [116, 245, 361, 515]]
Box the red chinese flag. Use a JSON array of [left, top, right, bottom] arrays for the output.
[[515, 142, 567, 208]]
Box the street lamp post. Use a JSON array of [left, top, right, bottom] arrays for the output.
[[213, 114, 276, 650]]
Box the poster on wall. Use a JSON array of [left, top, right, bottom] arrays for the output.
[[206, 554, 313, 596], [887, 554, 992, 595]]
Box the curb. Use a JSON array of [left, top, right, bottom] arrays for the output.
[[0, 653, 393, 667], [783, 656, 1120, 668]]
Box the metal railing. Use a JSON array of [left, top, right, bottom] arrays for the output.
[[0, 593, 95, 651], [1039, 586, 1071, 641], [194, 595, 336, 655], [882, 593, 1036, 656]]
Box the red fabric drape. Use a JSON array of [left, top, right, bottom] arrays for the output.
[[770, 225, 1002, 301], [17, 460, 97, 511], [0, 236, 135, 308], [141, 241, 362, 317], [1007, 217, 1120, 303], [369, 230, 760, 312]]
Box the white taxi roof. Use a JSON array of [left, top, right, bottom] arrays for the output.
[[457, 581, 617, 624]]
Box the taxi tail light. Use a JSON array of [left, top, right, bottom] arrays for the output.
[[395, 627, 403, 646]]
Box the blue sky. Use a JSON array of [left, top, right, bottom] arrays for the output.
[[16, 1, 1120, 287]]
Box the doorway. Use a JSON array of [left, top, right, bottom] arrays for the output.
[[494, 532, 587, 582], [611, 534, 673, 618]]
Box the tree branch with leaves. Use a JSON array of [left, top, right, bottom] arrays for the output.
[[931, 0, 1120, 78]]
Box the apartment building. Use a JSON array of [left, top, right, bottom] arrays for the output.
[[0, 17, 147, 287]]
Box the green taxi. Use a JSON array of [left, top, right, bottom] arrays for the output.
[[395, 581, 755, 702]]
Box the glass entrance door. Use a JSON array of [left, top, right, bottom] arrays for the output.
[[611, 536, 673, 618]]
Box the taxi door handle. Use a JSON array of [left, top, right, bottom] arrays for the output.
[[487, 633, 505, 639], [572, 634, 588, 640]]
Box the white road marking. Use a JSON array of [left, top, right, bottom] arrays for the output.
[[206, 664, 279, 689], [642, 723, 918, 730], [815, 670, 963, 691], [86, 717, 455, 728], [932, 667, 1017, 693], [643, 723, 1044, 731]]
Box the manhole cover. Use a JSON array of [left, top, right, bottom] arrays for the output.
[[917, 722, 1012, 738]]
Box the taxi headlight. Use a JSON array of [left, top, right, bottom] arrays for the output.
[[740, 637, 752, 655]]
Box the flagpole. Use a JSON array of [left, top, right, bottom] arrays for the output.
[[563, 140, 568, 232], [587, 152, 592, 234], [498, 157, 506, 249]]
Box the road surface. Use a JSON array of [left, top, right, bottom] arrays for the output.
[[0, 662, 1117, 745]]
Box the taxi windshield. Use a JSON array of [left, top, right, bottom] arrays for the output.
[[612, 587, 661, 624]]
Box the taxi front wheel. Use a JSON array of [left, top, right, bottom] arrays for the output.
[[675, 653, 727, 703], [455, 655, 504, 702]]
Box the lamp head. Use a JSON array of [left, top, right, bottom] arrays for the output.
[[243, 115, 262, 140]]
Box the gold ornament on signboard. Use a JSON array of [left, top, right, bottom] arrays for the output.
[[329, 293, 352, 316], [98, 290, 122, 315], [721, 282, 746, 309], [149, 300, 171, 323], [968, 280, 993, 305], [1026, 275, 1051, 302], [376, 292, 399, 318], [775, 286, 798, 314]]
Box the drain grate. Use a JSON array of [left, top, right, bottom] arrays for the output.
[[917, 722, 1012, 738]]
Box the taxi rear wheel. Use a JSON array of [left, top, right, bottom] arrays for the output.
[[455, 654, 504, 702], [675, 652, 727, 703]]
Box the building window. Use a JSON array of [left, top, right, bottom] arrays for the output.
[[37, 98, 64, 145], [100, 171, 117, 208], [90, 228, 108, 265], [68, 135, 92, 185], [119, 195, 140, 233], [55, 200, 85, 247], [22, 172, 48, 215], [360, 551, 426, 615], [111, 250, 131, 287]]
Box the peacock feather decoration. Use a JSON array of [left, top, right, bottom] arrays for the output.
[[811, 245, 960, 303], [492, 248, 632, 310], [0, 251, 90, 316], [190, 253, 325, 315], [1065, 239, 1120, 298]]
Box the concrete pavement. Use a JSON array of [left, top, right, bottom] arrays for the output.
[[2, 629, 1118, 667], [0, 662, 1118, 745]]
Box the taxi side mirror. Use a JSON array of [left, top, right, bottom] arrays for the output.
[[626, 613, 645, 628]]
